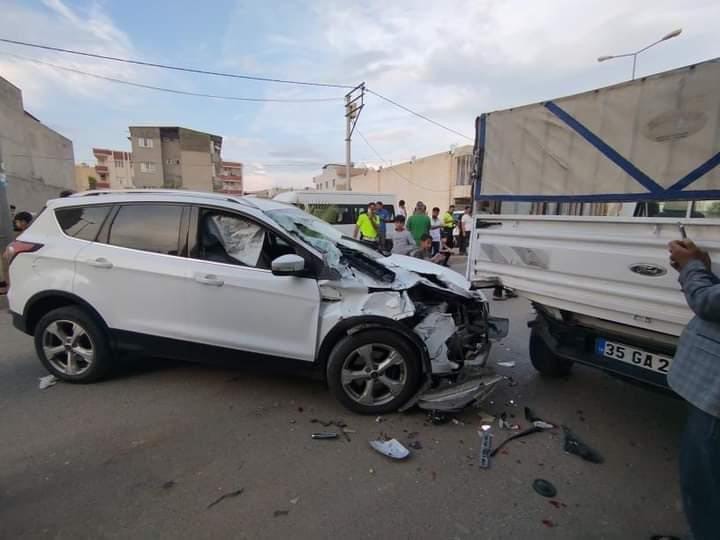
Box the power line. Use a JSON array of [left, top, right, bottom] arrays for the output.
[[356, 129, 450, 193], [366, 88, 472, 140], [0, 37, 353, 89], [2, 53, 343, 103]]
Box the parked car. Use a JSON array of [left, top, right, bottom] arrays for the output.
[[6, 190, 505, 414]]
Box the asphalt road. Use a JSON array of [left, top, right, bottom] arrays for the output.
[[0, 276, 689, 539]]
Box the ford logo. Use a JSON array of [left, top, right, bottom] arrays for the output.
[[629, 263, 667, 277]]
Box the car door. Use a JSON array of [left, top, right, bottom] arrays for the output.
[[73, 202, 194, 341], [181, 206, 321, 361]]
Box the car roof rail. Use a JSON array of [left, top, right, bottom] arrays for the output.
[[70, 189, 251, 207]]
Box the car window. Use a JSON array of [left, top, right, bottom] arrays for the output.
[[55, 205, 111, 241], [193, 209, 298, 269], [106, 204, 183, 255]]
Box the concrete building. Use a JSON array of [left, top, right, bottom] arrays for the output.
[[74, 163, 95, 191], [129, 126, 222, 191], [92, 148, 134, 189], [0, 76, 75, 212], [312, 163, 368, 191], [349, 145, 474, 213], [218, 160, 243, 195]]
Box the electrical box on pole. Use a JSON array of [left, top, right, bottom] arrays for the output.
[[344, 83, 365, 191]]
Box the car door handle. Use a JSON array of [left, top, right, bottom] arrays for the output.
[[194, 274, 224, 287], [85, 257, 114, 269]]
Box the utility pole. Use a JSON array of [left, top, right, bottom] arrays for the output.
[[0, 139, 14, 257], [344, 83, 365, 191]]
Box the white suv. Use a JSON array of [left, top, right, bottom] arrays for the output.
[[7, 190, 505, 414]]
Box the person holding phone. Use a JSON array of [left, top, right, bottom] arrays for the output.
[[667, 237, 719, 540]]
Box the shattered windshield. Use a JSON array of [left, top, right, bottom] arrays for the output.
[[266, 207, 386, 274]]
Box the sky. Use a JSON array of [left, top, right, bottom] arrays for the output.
[[0, 0, 718, 191]]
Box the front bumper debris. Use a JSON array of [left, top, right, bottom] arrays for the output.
[[416, 373, 503, 412]]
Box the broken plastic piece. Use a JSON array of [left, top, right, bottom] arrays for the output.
[[39, 374, 58, 390], [562, 426, 603, 464], [311, 432, 338, 440], [498, 412, 520, 431], [524, 406, 556, 429], [369, 438, 410, 460], [497, 361, 516, 367], [417, 374, 503, 412], [533, 479, 558, 498]]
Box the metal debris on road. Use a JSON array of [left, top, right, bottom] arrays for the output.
[[524, 407, 556, 430], [369, 438, 410, 460], [311, 432, 338, 440], [38, 374, 58, 390], [310, 418, 346, 428], [499, 412, 520, 431], [479, 430, 493, 469], [562, 426, 603, 464], [533, 479, 558, 498], [497, 361, 516, 367], [207, 488, 244, 509]]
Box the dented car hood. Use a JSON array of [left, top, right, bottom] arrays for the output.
[[378, 254, 471, 291]]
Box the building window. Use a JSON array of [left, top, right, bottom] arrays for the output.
[[455, 155, 473, 186], [137, 137, 154, 148], [114, 160, 123, 168], [140, 162, 156, 173]]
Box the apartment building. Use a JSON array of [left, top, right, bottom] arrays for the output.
[[92, 148, 134, 189], [348, 145, 474, 212], [218, 160, 243, 195], [129, 126, 222, 191], [0, 76, 75, 211], [312, 163, 368, 191]]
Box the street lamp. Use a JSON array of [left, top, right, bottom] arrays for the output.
[[597, 29, 682, 80]]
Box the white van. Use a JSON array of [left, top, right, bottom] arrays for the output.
[[273, 191, 397, 237]]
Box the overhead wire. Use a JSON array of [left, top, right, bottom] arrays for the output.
[[1, 53, 343, 103], [366, 88, 473, 140], [0, 37, 353, 89], [356, 129, 450, 193]]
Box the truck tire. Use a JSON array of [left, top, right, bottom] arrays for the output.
[[529, 329, 573, 377], [327, 329, 422, 415]]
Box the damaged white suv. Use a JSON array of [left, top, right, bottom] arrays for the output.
[[7, 191, 507, 414]]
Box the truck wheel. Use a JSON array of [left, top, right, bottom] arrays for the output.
[[326, 330, 421, 415], [34, 306, 113, 383], [529, 329, 573, 377]]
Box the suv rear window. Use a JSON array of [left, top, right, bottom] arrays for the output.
[[56, 206, 111, 241], [106, 204, 183, 255]]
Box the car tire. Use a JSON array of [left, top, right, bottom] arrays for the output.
[[34, 306, 113, 383], [529, 328, 573, 377], [327, 329, 422, 414]]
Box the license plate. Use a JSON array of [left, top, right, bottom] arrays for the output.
[[595, 339, 672, 375]]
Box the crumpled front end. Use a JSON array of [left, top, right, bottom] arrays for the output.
[[319, 260, 508, 412]]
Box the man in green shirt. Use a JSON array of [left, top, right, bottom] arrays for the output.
[[406, 203, 431, 244], [353, 202, 381, 244]]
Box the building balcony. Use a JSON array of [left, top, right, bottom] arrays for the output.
[[93, 148, 112, 156], [95, 165, 108, 172]]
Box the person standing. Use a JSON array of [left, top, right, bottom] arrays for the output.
[[460, 206, 473, 255], [429, 207, 443, 255], [442, 205, 455, 250], [353, 202, 380, 245], [390, 215, 415, 255], [406, 203, 431, 245], [375, 200, 390, 249], [397, 200, 407, 218], [667, 238, 720, 540]]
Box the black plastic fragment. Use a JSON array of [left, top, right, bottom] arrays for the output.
[[562, 426, 603, 464], [533, 478, 558, 498]]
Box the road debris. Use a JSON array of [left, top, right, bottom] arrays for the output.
[[369, 438, 410, 460], [497, 361, 516, 367], [533, 479, 558, 498], [38, 374, 58, 390], [490, 426, 543, 457], [524, 407, 556, 430], [162, 480, 176, 490], [478, 430, 493, 469], [477, 410, 496, 423], [310, 418, 346, 428], [427, 410, 451, 425], [273, 510, 289, 517], [480, 424, 492, 431], [499, 412, 520, 431], [207, 488, 244, 509], [290, 497, 300, 505], [506, 376, 518, 387], [375, 416, 386, 423], [541, 519, 556, 528], [563, 426, 603, 463], [311, 432, 338, 440]]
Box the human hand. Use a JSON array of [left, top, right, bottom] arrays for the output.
[[668, 239, 710, 271]]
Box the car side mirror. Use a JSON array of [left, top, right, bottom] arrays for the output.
[[271, 254, 306, 276]]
